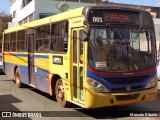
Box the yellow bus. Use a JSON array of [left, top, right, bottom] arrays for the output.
[[2, 6, 158, 108]]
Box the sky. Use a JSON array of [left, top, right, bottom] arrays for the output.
[[109, 0, 160, 7], [0, 0, 10, 14], [0, 0, 160, 14]]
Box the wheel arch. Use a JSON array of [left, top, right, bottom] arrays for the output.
[[50, 74, 61, 96], [14, 65, 18, 78], [14, 65, 23, 88]]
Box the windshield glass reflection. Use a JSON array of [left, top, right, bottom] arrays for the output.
[[88, 26, 156, 72]]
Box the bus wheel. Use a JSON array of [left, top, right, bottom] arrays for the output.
[[55, 79, 69, 107], [15, 68, 23, 88]]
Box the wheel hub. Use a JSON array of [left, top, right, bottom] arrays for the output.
[[57, 85, 64, 101]]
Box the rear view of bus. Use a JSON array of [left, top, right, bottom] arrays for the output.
[[82, 6, 157, 108]]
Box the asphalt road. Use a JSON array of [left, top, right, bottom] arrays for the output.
[[0, 72, 160, 120]]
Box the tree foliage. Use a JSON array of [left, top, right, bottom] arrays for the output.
[[0, 11, 12, 40]]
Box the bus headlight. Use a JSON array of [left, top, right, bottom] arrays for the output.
[[87, 78, 109, 93], [145, 76, 157, 89]]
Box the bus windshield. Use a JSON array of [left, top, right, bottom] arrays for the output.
[[88, 26, 156, 72]]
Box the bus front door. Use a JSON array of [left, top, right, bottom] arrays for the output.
[[28, 34, 35, 86], [71, 28, 84, 105]]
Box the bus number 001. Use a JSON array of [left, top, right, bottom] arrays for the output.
[[92, 17, 103, 22]]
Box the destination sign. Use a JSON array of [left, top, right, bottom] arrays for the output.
[[88, 9, 140, 24]]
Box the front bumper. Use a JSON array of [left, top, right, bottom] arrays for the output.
[[85, 84, 157, 108]]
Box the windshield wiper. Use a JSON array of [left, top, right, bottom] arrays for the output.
[[134, 25, 143, 40], [106, 23, 122, 40]]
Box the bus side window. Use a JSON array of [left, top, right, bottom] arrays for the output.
[[63, 32, 68, 52], [36, 40, 42, 51], [36, 25, 50, 53], [38, 39, 49, 52], [62, 21, 68, 52], [10, 32, 16, 51], [4, 34, 10, 51], [17, 30, 25, 52], [51, 21, 68, 53]]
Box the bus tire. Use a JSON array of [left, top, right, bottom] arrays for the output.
[[55, 79, 69, 107], [15, 68, 23, 88]]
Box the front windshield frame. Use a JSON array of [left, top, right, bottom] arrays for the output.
[[88, 25, 156, 73]]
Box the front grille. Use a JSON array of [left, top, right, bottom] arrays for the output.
[[111, 86, 142, 92], [115, 94, 139, 101], [105, 75, 149, 84]]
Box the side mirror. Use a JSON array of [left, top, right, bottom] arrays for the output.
[[82, 27, 89, 41]]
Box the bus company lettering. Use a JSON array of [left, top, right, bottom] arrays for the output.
[[35, 60, 46, 66]]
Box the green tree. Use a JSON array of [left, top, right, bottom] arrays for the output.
[[0, 11, 12, 41]]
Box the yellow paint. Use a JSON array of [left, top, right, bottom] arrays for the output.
[[84, 84, 157, 108], [2, 6, 158, 109]]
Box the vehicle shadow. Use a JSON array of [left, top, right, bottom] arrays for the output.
[[0, 95, 32, 120], [75, 89, 160, 119], [0, 71, 6, 75], [27, 87, 160, 118], [74, 105, 145, 119], [28, 87, 82, 108], [20, 83, 160, 119], [28, 87, 57, 101]]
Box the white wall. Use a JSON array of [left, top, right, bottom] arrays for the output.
[[17, 0, 35, 22], [10, 0, 95, 26], [153, 18, 160, 50], [10, 0, 22, 25], [10, 0, 35, 26], [34, 0, 95, 20]]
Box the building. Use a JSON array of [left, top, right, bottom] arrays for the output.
[[9, 0, 160, 44], [9, 0, 160, 46], [10, 0, 97, 26], [10, 0, 160, 24]]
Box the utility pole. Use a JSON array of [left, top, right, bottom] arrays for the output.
[[0, 18, 2, 44]]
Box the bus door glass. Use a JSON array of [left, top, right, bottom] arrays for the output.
[[72, 28, 84, 104], [27, 33, 35, 86]]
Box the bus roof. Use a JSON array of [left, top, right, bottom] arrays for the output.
[[4, 7, 84, 33], [4, 6, 152, 34]]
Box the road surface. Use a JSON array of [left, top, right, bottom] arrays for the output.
[[0, 73, 160, 120]]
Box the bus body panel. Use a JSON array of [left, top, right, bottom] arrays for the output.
[[34, 54, 50, 93], [3, 53, 28, 80], [84, 84, 157, 108], [3, 52, 51, 94], [2, 6, 158, 109]]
